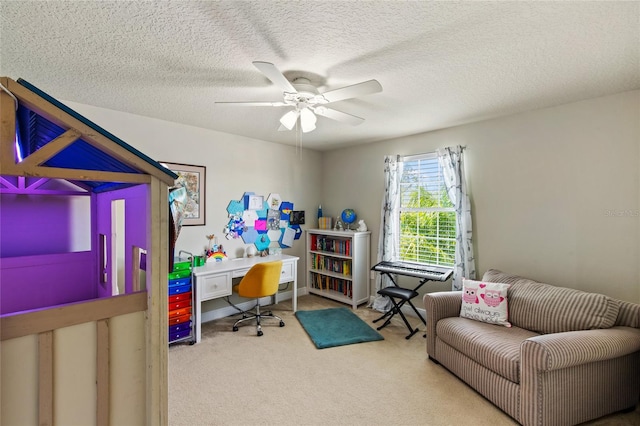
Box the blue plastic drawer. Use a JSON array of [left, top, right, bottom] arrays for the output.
[[169, 277, 191, 288], [169, 321, 192, 334], [169, 328, 192, 342], [168, 283, 191, 295]]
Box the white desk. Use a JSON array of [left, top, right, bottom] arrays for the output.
[[191, 254, 299, 343]]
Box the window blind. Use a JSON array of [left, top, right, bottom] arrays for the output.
[[399, 153, 456, 267]]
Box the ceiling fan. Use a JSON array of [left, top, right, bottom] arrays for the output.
[[216, 61, 383, 133]]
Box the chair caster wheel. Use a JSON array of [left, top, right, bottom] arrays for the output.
[[279, 321, 285, 327], [257, 330, 263, 336], [232, 326, 238, 332]]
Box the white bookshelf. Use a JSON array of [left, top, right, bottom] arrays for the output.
[[306, 229, 371, 309]]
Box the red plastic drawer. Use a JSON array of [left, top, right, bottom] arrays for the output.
[[168, 291, 191, 304], [169, 306, 192, 319], [168, 300, 191, 311], [168, 313, 191, 326]]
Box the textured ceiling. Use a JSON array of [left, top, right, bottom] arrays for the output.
[[1, 1, 638, 151]]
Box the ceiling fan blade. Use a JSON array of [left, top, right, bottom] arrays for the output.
[[215, 101, 288, 107], [313, 106, 365, 126], [318, 79, 382, 104], [253, 61, 297, 93]]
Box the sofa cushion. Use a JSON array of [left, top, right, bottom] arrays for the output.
[[482, 269, 620, 334], [436, 316, 539, 383], [460, 279, 511, 327]]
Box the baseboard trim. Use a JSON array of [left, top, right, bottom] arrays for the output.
[[198, 287, 426, 325]]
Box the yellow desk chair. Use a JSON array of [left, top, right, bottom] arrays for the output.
[[232, 260, 284, 336]]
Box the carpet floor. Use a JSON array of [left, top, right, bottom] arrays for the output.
[[168, 294, 640, 426]]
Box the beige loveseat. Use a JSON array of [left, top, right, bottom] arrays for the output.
[[424, 269, 640, 426]]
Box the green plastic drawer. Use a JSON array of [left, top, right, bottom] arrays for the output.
[[168, 269, 191, 280], [173, 261, 192, 272]]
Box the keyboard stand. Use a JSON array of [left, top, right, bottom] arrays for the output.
[[372, 272, 430, 339]]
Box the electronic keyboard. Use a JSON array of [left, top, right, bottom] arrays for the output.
[[372, 261, 453, 281]]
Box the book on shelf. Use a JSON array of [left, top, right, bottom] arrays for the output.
[[310, 272, 352, 297]]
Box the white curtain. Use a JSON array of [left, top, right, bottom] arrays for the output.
[[370, 155, 402, 312], [437, 146, 476, 290]]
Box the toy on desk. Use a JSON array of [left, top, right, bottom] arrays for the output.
[[206, 246, 227, 262], [206, 234, 216, 253], [205, 234, 227, 262]]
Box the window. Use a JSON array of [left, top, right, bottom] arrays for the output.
[[399, 153, 455, 267]]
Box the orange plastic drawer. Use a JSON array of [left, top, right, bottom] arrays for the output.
[[168, 313, 191, 326], [169, 306, 192, 319], [168, 300, 191, 311], [169, 291, 191, 304]]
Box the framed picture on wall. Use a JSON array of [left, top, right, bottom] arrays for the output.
[[161, 162, 206, 226]]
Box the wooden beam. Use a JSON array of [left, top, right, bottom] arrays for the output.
[[0, 292, 147, 341], [0, 163, 151, 184], [147, 177, 169, 426], [5, 78, 175, 186], [38, 331, 54, 426], [19, 128, 82, 167], [96, 319, 110, 426], [0, 76, 17, 173]]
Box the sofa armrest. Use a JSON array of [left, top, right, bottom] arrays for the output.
[[520, 326, 640, 426], [521, 326, 640, 371], [423, 291, 462, 360]]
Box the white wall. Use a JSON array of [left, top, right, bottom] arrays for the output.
[[64, 101, 323, 306], [66, 91, 639, 305], [323, 90, 640, 303]]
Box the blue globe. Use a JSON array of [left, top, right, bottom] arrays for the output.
[[341, 209, 357, 224]]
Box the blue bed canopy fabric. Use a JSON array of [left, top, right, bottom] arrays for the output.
[[13, 78, 177, 193]]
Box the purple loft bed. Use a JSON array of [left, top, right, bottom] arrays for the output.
[[0, 78, 176, 317]]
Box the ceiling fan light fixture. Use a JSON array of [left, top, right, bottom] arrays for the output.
[[300, 108, 317, 133], [280, 110, 299, 130]]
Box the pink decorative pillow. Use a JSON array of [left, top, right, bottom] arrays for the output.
[[460, 279, 511, 327]]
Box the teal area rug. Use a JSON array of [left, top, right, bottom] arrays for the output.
[[295, 307, 384, 349]]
